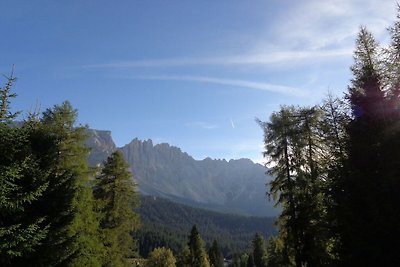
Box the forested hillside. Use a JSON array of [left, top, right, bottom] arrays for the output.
[[137, 196, 276, 258]]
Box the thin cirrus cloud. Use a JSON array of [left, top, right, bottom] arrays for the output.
[[86, 48, 352, 69], [134, 75, 307, 97]]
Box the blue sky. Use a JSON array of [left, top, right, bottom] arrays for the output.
[[1, 0, 397, 162]]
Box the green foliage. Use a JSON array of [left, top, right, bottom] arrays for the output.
[[0, 122, 50, 265], [137, 196, 276, 258], [246, 253, 254, 267], [264, 236, 289, 267], [176, 245, 191, 267], [1, 97, 103, 266], [208, 240, 224, 267], [258, 9, 400, 266], [337, 21, 400, 266], [251, 234, 266, 267], [0, 72, 19, 123], [187, 225, 210, 267], [231, 253, 240, 267], [258, 106, 333, 267], [94, 151, 140, 267], [34, 101, 103, 267], [239, 253, 248, 267], [145, 247, 176, 267]]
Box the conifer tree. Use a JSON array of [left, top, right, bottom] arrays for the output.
[[341, 27, 384, 265], [246, 253, 255, 267], [208, 240, 223, 267], [239, 253, 249, 267], [22, 101, 103, 267], [0, 71, 19, 123], [0, 77, 50, 265], [263, 237, 287, 267], [176, 245, 191, 267], [258, 107, 299, 266], [339, 25, 400, 266], [0, 123, 51, 266], [187, 225, 210, 267], [258, 106, 332, 266], [251, 234, 266, 267], [318, 94, 350, 263], [94, 151, 140, 267], [0, 75, 55, 266]]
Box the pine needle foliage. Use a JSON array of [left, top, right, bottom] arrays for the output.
[[94, 151, 140, 267]]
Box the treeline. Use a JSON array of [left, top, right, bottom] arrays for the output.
[[137, 196, 276, 258], [0, 77, 140, 267], [256, 12, 400, 267], [142, 224, 279, 267]]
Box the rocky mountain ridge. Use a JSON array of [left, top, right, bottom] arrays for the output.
[[86, 129, 278, 217]]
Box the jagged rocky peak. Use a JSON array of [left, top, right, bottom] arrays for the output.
[[124, 138, 193, 162], [86, 131, 278, 217], [126, 138, 154, 151], [229, 158, 253, 163], [87, 129, 115, 148], [86, 129, 116, 166]]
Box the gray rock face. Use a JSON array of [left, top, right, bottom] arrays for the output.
[[86, 129, 116, 166], [86, 129, 279, 217]]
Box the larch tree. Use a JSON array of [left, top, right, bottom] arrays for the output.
[[94, 150, 140, 267], [258, 107, 299, 266], [258, 106, 332, 267], [318, 94, 350, 263]]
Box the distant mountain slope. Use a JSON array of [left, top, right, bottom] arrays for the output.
[[137, 196, 277, 257], [86, 129, 279, 217]]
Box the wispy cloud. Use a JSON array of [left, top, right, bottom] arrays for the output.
[[135, 75, 307, 96], [268, 0, 396, 50], [85, 48, 351, 69], [83, 0, 395, 72]]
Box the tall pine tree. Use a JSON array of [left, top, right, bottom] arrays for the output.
[[25, 101, 103, 267], [340, 25, 400, 266], [186, 225, 210, 267], [0, 75, 50, 266], [94, 151, 140, 267]]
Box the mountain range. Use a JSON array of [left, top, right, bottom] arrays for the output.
[[86, 129, 278, 217]]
